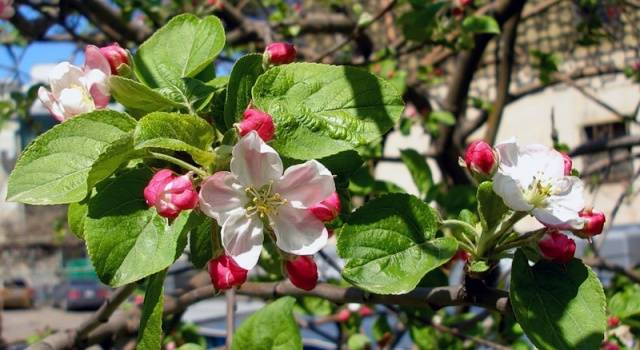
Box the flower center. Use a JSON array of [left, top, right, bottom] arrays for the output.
[[523, 177, 553, 208], [244, 183, 287, 219]]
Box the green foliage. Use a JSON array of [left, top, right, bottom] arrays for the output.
[[7, 110, 136, 204], [609, 284, 640, 319], [188, 219, 220, 269], [252, 63, 404, 161], [398, 2, 446, 42], [476, 181, 509, 232], [133, 14, 225, 89], [349, 165, 406, 196], [223, 54, 265, 130], [338, 193, 457, 294], [133, 112, 215, 167], [400, 149, 433, 198], [531, 50, 561, 85], [510, 250, 606, 350], [85, 167, 201, 286], [232, 297, 302, 350], [294, 296, 333, 316], [67, 201, 88, 240], [138, 270, 167, 350], [347, 334, 371, 350], [109, 76, 183, 115], [462, 15, 501, 34]]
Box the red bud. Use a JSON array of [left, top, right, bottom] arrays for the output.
[[143, 169, 198, 218], [463, 140, 497, 177], [309, 192, 341, 222], [264, 42, 296, 65], [575, 209, 606, 238], [237, 108, 275, 142], [607, 316, 620, 328], [98, 43, 129, 75], [208, 255, 248, 290], [285, 255, 318, 291], [538, 231, 576, 264]]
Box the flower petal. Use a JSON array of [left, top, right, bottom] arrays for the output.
[[534, 176, 585, 229], [270, 204, 328, 255], [84, 45, 112, 76], [492, 172, 533, 212], [199, 171, 248, 224], [231, 131, 283, 188], [221, 211, 264, 270], [275, 160, 335, 208], [49, 62, 85, 96], [38, 87, 65, 122]]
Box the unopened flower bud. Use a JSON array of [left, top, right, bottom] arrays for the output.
[[575, 209, 606, 239], [237, 108, 275, 142], [309, 192, 341, 222], [538, 231, 576, 264], [143, 169, 198, 218], [561, 152, 573, 175], [602, 341, 620, 350], [336, 309, 351, 322], [208, 254, 248, 290], [358, 305, 374, 317], [99, 43, 129, 75], [264, 42, 296, 65], [607, 316, 620, 328], [285, 255, 318, 291], [462, 140, 497, 177]]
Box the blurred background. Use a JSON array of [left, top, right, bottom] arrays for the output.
[[0, 0, 639, 349]]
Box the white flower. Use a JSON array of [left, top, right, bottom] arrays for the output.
[[199, 131, 334, 270], [38, 45, 110, 122], [492, 138, 585, 229]]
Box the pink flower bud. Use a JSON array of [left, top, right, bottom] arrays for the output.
[[336, 309, 351, 322], [607, 316, 620, 328], [538, 231, 576, 264], [358, 305, 374, 317], [143, 169, 198, 218], [309, 192, 341, 222], [561, 152, 573, 175], [264, 42, 296, 65], [237, 109, 275, 142], [99, 43, 129, 75], [285, 255, 318, 291], [602, 341, 620, 350], [463, 140, 497, 177], [207, 254, 248, 290], [575, 209, 606, 238], [0, 0, 14, 19]]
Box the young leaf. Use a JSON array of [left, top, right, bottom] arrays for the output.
[[462, 15, 501, 34], [609, 285, 640, 319], [400, 149, 433, 197], [252, 63, 404, 161], [476, 181, 509, 232], [134, 112, 215, 167], [338, 193, 457, 294], [138, 270, 167, 350], [7, 110, 136, 204], [224, 54, 265, 130], [510, 250, 606, 350], [134, 14, 225, 89], [231, 297, 302, 350], [85, 167, 199, 287], [67, 201, 88, 240], [109, 76, 183, 114]]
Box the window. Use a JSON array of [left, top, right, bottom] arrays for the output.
[[582, 121, 632, 182]]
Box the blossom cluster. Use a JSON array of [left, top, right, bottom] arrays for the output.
[[463, 139, 606, 263]]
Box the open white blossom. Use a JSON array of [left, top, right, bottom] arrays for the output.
[[492, 138, 585, 229], [199, 131, 334, 270]]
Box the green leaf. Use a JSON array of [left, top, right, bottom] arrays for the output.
[[398, 2, 446, 41], [232, 297, 302, 350], [294, 296, 333, 316], [85, 167, 199, 287], [7, 110, 136, 204], [462, 15, 501, 34], [189, 219, 220, 269], [224, 54, 265, 130], [349, 166, 407, 196], [134, 112, 215, 167], [138, 270, 167, 350], [183, 77, 220, 113], [476, 181, 509, 232], [134, 14, 225, 89], [109, 76, 183, 114], [468, 260, 490, 273], [338, 193, 457, 294], [347, 334, 371, 350], [609, 285, 640, 319], [510, 250, 606, 350], [428, 110, 455, 125], [400, 149, 433, 197], [252, 63, 404, 161], [68, 201, 88, 240]]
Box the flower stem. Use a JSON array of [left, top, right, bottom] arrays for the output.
[[148, 151, 208, 178], [476, 211, 527, 258], [441, 219, 478, 249], [494, 228, 546, 253]]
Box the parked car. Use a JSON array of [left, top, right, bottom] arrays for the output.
[[52, 279, 110, 311], [2, 278, 35, 309]]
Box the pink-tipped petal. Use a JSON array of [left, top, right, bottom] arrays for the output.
[[221, 212, 264, 270], [275, 160, 335, 209], [271, 204, 328, 256], [231, 131, 283, 188]]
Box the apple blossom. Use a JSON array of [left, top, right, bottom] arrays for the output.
[[561, 152, 573, 175], [0, 0, 14, 19], [574, 209, 606, 238], [463, 140, 497, 177], [38, 45, 111, 122], [199, 131, 334, 270], [285, 255, 318, 291], [99, 43, 129, 74], [208, 254, 248, 290], [264, 42, 296, 65], [538, 231, 576, 263], [309, 192, 341, 222], [492, 139, 585, 229], [143, 169, 199, 218], [608, 316, 620, 328], [237, 108, 275, 142]]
